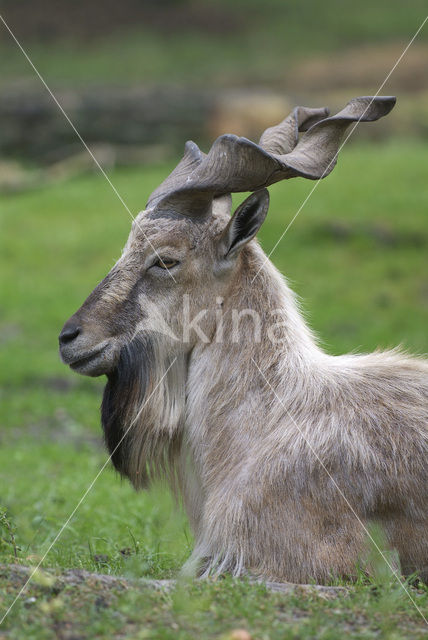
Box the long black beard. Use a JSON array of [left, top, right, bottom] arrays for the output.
[[101, 335, 154, 478]]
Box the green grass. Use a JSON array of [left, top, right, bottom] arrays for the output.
[[1, 0, 427, 87], [2, 568, 428, 640], [1, 141, 428, 637]]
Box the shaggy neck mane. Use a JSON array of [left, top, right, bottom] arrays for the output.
[[101, 241, 320, 493], [101, 335, 187, 490]]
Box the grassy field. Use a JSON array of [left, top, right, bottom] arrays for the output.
[[0, 141, 428, 638], [1, 0, 428, 87]]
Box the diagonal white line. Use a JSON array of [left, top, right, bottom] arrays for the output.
[[0, 13, 176, 283], [251, 357, 428, 625], [251, 14, 428, 284], [0, 356, 178, 626]]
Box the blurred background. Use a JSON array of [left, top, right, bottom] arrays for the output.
[[0, 0, 427, 586], [1, 0, 428, 172]]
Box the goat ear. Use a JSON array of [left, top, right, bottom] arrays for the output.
[[218, 189, 270, 260]]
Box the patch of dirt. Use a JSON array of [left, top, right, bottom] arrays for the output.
[[289, 43, 428, 94], [0, 563, 347, 598]]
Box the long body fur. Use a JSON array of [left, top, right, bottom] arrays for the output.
[[102, 240, 428, 583], [60, 95, 427, 583]]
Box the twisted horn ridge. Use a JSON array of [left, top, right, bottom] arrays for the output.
[[147, 95, 396, 219], [259, 105, 329, 155]]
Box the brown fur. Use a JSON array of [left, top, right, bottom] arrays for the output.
[[60, 205, 428, 584], [59, 95, 427, 583]]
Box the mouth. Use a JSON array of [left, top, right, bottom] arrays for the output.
[[64, 342, 115, 377]]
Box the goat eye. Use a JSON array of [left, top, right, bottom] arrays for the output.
[[153, 258, 179, 270]]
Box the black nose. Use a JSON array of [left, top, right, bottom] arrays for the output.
[[59, 323, 81, 345]]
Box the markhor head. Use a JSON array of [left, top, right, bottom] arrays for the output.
[[59, 96, 395, 379]]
